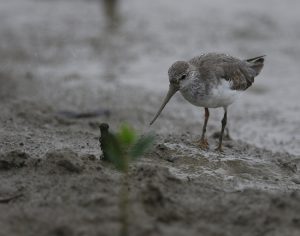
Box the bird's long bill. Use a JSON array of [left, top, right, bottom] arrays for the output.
[[149, 84, 178, 125]]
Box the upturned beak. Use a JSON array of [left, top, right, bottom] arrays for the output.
[[149, 83, 179, 125]]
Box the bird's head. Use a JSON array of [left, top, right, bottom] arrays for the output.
[[168, 61, 190, 90], [149, 61, 190, 125]]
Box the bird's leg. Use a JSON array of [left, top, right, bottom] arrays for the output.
[[199, 107, 209, 149], [225, 127, 232, 140], [216, 108, 227, 152]]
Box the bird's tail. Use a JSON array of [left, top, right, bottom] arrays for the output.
[[246, 55, 265, 76]]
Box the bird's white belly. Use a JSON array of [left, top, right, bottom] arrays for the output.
[[180, 80, 241, 108]]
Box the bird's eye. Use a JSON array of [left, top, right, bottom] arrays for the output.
[[179, 75, 186, 80]]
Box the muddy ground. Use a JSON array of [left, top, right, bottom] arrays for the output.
[[1, 0, 300, 236]]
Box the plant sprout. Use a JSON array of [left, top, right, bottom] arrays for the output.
[[99, 123, 154, 236]]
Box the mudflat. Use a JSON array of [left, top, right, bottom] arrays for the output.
[[1, 1, 300, 236]]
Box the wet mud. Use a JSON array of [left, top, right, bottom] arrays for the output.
[[1, 0, 300, 235]]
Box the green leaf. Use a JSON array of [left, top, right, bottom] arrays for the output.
[[102, 124, 155, 172], [129, 134, 155, 160], [105, 134, 127, 172], [117, 124, 137, 147]]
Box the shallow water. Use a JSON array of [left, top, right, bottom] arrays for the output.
[[0, 0, 299, 155]]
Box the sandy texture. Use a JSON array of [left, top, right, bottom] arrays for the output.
[[1, 0, 300, 236], [1, 137, 300, 236]]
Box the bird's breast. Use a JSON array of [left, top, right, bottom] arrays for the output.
[[180, 79, 241, 108]]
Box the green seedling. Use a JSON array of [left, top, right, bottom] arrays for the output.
[[99, 123, 154, 236]]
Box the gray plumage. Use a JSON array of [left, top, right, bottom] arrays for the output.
[[150, 53, 265, 151], [188, 53, 264, 90]]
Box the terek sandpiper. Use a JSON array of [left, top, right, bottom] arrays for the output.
[[150, 53, 265, 151]]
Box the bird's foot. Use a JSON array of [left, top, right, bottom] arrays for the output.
[[198, 138, 209, 150]]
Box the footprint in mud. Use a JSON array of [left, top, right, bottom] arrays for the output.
[[42, 149, 84, 174], [0, 150, 30, 170]]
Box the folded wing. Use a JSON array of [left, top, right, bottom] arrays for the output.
[[223, 55, 265, 91]]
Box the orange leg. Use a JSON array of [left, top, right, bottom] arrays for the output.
[[199, 108, 209, 150]]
